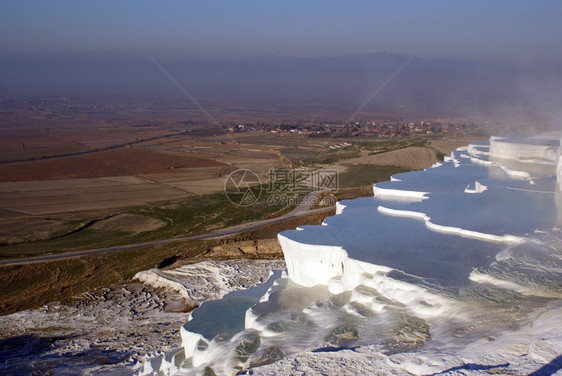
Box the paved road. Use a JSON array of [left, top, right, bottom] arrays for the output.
[[0, 191, 334, 266]]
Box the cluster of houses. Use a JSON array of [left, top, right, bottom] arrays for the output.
[[227, 120, 469, 138]]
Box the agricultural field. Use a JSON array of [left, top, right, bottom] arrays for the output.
[[0, 98, 485, 313], [0, 125, 479, 255]]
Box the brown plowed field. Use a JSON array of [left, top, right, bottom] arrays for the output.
[[0, 148, 227, 182]]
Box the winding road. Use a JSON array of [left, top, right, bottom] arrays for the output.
[[0, 191, 334, 266]]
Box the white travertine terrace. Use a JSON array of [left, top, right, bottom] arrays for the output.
[[280, 134, 562, 294], [489, 135, 560, 164], [148, 134, 562, 376]]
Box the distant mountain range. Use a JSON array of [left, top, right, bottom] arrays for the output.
[[2, 51, 561, 119]]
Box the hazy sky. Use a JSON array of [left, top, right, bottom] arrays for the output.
[[2, 0, 561, 62]]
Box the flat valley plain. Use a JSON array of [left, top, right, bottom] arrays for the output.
[[0, 96, 488, 313]]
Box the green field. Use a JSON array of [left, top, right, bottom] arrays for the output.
[[0, 186, 304, 259], [339, 165, 411, 187]]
